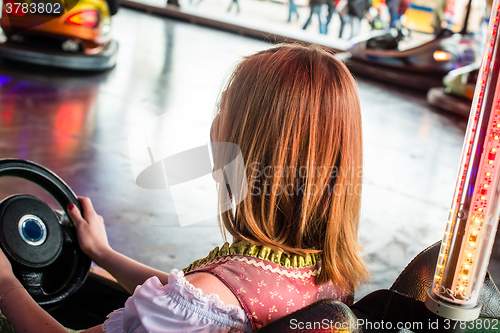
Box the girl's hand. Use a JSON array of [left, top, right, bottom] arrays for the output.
[[0, 247, 16, 284], [67, 197, 113, 263]]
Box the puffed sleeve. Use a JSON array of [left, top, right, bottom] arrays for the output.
[[102, 269, 252, 333]]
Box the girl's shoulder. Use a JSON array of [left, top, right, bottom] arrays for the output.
[[184, 271, 242, 308], [103, 270, 252, 333]]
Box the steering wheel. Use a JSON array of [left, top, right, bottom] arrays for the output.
[[0, 159, 91, 306]]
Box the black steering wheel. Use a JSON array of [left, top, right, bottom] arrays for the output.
[[0, 159, 91, 306]]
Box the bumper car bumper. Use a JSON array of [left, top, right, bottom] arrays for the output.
[[0, 39, 118, 71], [427, 87, 472, 116], [344, 57, 445, 91]]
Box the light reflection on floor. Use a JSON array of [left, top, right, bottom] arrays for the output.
[[0, 8, 497, 304]]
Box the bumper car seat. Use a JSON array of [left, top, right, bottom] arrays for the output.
[[390, 241, 500, 318], [255, 299, 358, 332], [351, 241, 500, 332], [366, 28, 408, 50]]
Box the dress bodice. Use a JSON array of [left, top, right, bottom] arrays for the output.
[[184, 241, 353, 330]]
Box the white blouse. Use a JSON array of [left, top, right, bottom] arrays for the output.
[[103, 269, 252, 333]]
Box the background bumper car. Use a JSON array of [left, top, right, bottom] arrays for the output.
[[427, 62, 478, 116], [0, 0, 119, 70], [345, 29, 478, 90]]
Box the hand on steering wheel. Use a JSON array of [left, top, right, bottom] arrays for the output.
[[67, 197, 112, 264], [0, 159, 91, 306]]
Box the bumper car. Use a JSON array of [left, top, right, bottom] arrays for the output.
[[0, 159, 499, 333], [0, 0, 119, 70], [427, 62, 478, 116], [344, 29, 478, 90]]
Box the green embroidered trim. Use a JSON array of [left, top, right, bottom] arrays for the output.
[[183, 240, 321, 273]]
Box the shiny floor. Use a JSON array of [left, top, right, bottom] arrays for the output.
[[0, 8, 498, 302]]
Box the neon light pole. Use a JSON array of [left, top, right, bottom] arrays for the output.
[[425, 1, 500, 320]]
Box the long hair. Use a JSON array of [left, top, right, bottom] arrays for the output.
[[211, 44, 369, 290]]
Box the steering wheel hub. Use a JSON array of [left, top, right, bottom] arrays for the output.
[[19, 214, 47, 246], [0, 195, 63, 268]]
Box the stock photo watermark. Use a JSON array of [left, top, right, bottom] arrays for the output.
[[289, 318, 499, 331], [248, 162, 363, 197], [128, 112, 361, 226]]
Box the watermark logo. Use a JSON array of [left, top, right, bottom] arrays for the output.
[[128, 112, 247, 227], [247, 163, 363, 197]]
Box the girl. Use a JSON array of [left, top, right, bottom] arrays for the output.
[[0, 43, 369, 332]]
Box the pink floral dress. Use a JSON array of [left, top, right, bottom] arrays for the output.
[[102, 241, 353, 332]]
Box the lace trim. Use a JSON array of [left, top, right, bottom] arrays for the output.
[[183, 241, 321, 274], [102, 308, 125, 333], [169, 269, 247, 320], [238, 257, 321, 278], [186, 255, 321, 279]]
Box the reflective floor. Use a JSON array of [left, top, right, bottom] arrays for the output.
[[0, 8, 498, 301]]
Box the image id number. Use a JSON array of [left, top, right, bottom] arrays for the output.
[[4, 1, 62, 15], [444, 318, 499, 330]]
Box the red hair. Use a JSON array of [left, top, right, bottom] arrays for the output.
[[212, 44, 369, 290]]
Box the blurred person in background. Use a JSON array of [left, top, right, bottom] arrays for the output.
[[325, 0, 337, 33], [395, 0, 410, 27], [431, 0, 451, 35], [367, 0, 388, 30], [339, 0, 371, 38], [386, 0, 401, 27], [303, 0, 328, 34], [478, 0, 494, 50], [288, 0, 300, 22], [453, 0, 486, 36], [227, 0, 240, 14], [369, 3, 387, 30]]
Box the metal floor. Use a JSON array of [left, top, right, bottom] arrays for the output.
[[0, 8, 497, 302]]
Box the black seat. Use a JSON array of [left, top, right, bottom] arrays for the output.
[[255, 299, 358, 333], [389, 241, 500, 318], [351, 241, 500, 332]]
